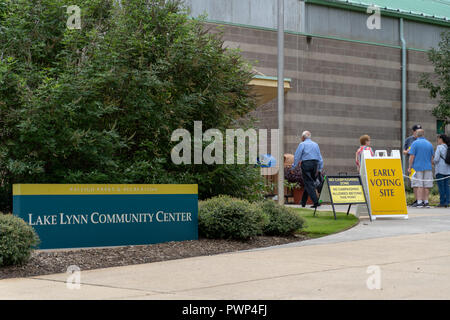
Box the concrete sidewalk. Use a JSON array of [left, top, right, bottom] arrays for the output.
[[276, 205, 450, 247], [1, 208, 450, 300]]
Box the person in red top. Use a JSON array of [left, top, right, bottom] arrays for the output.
[[355, 135, 374, 172]]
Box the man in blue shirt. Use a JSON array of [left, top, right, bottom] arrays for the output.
[[408, 129, 434, 208], [292, 131, 324, 208]]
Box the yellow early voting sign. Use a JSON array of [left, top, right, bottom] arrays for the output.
[[360, 150, 408, 219]]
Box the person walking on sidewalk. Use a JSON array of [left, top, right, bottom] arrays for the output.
[[293, 131, 324, 208], [434, 134, 450, 208], [408, 129, 434, 208]]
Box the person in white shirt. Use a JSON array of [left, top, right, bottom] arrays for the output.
[[433, 134, 450, 208]]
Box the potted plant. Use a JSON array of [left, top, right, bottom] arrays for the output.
[[264, 182, 277, 198], [284, 166, 313, 205], [283, 180, 298, 204]]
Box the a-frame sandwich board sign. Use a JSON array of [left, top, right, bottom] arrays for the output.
[[359, 149, 408, 220], [316, 175, 372, 221]]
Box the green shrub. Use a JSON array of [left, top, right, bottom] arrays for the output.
[[0, 213, 40, 266], [260, 201, 305, 236], [0, 0, 261, 212], [199, 196, 268, 240], [430, 183, 439, 196]]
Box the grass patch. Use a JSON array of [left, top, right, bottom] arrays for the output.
[[294, 208, 359, 238]]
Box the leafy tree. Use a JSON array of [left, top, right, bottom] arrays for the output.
[[419, 31, 450, 124], [0, 0, 264, 212]]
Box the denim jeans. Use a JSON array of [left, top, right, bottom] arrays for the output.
[[436, 173, 450, 206]]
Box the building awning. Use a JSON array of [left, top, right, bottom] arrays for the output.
[[249, 75, 291, 106]]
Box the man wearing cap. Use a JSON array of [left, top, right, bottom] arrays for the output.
[[404, 124, 422, 155], [404, 124, 422, 206]]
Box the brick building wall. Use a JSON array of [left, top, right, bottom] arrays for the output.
[[209, 22, 437, 175]]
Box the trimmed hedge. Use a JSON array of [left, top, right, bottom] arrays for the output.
[[260, 200, 305, 236], [0, 213, 40, 267], [199, 196, 268, 240], [198, 196, 305, 240]]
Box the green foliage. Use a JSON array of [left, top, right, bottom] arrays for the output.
[[0, 0, 262, 211], [0, 213, 40, 266], [198, 195, 268, 240], [260, 200, 305, 236], [199, 197, 306, 240], [419, 31, 450, 123]]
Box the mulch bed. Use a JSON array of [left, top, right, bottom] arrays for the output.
[[0, 234, 309, 280]]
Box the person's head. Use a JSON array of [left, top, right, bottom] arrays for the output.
[[416, 129, 425, 138], [412, 124, 422, 137], [301, 131, 311, 142], [359, 135, 371, 146], [438, 134, 450, 146]]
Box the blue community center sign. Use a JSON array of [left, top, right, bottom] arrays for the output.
[[13, 184, 198, 249]]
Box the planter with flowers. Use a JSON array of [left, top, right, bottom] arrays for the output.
[[284, 166, 314, 205]]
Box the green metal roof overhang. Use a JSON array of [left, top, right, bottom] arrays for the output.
[[306, 0, 450, 27]]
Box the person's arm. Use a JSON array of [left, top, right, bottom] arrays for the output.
[[293, 143, 304, 168], [317, 147, 324, 172], [408, 143, 416, 173], [408, 155, 415, 173], [431, 147, 435, 167], [433, 146, 441, 165], [403, 138, 409, 155]]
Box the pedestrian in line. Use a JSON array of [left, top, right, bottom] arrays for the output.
[[408, 129, 434, 208], [433, 134, 450, 208], [404, 124, 422, 206], [292, 131, 323, 208], [355, 135, 374, 173]]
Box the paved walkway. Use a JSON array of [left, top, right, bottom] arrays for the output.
[[278, 205, 450, 247], [1, 207, 450, 299]]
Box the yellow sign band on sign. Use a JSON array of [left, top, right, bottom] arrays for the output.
[[329, 185, 366, 204], [364, 158, 407, 216], [13, 184, 198, 196], [326, 176, 367, 204]]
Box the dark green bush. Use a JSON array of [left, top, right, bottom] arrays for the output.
[[0, 214, 40, 266], [199, 196, 268, 240], [260, 201, 305, 236], [0, 0, 263, 212]]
